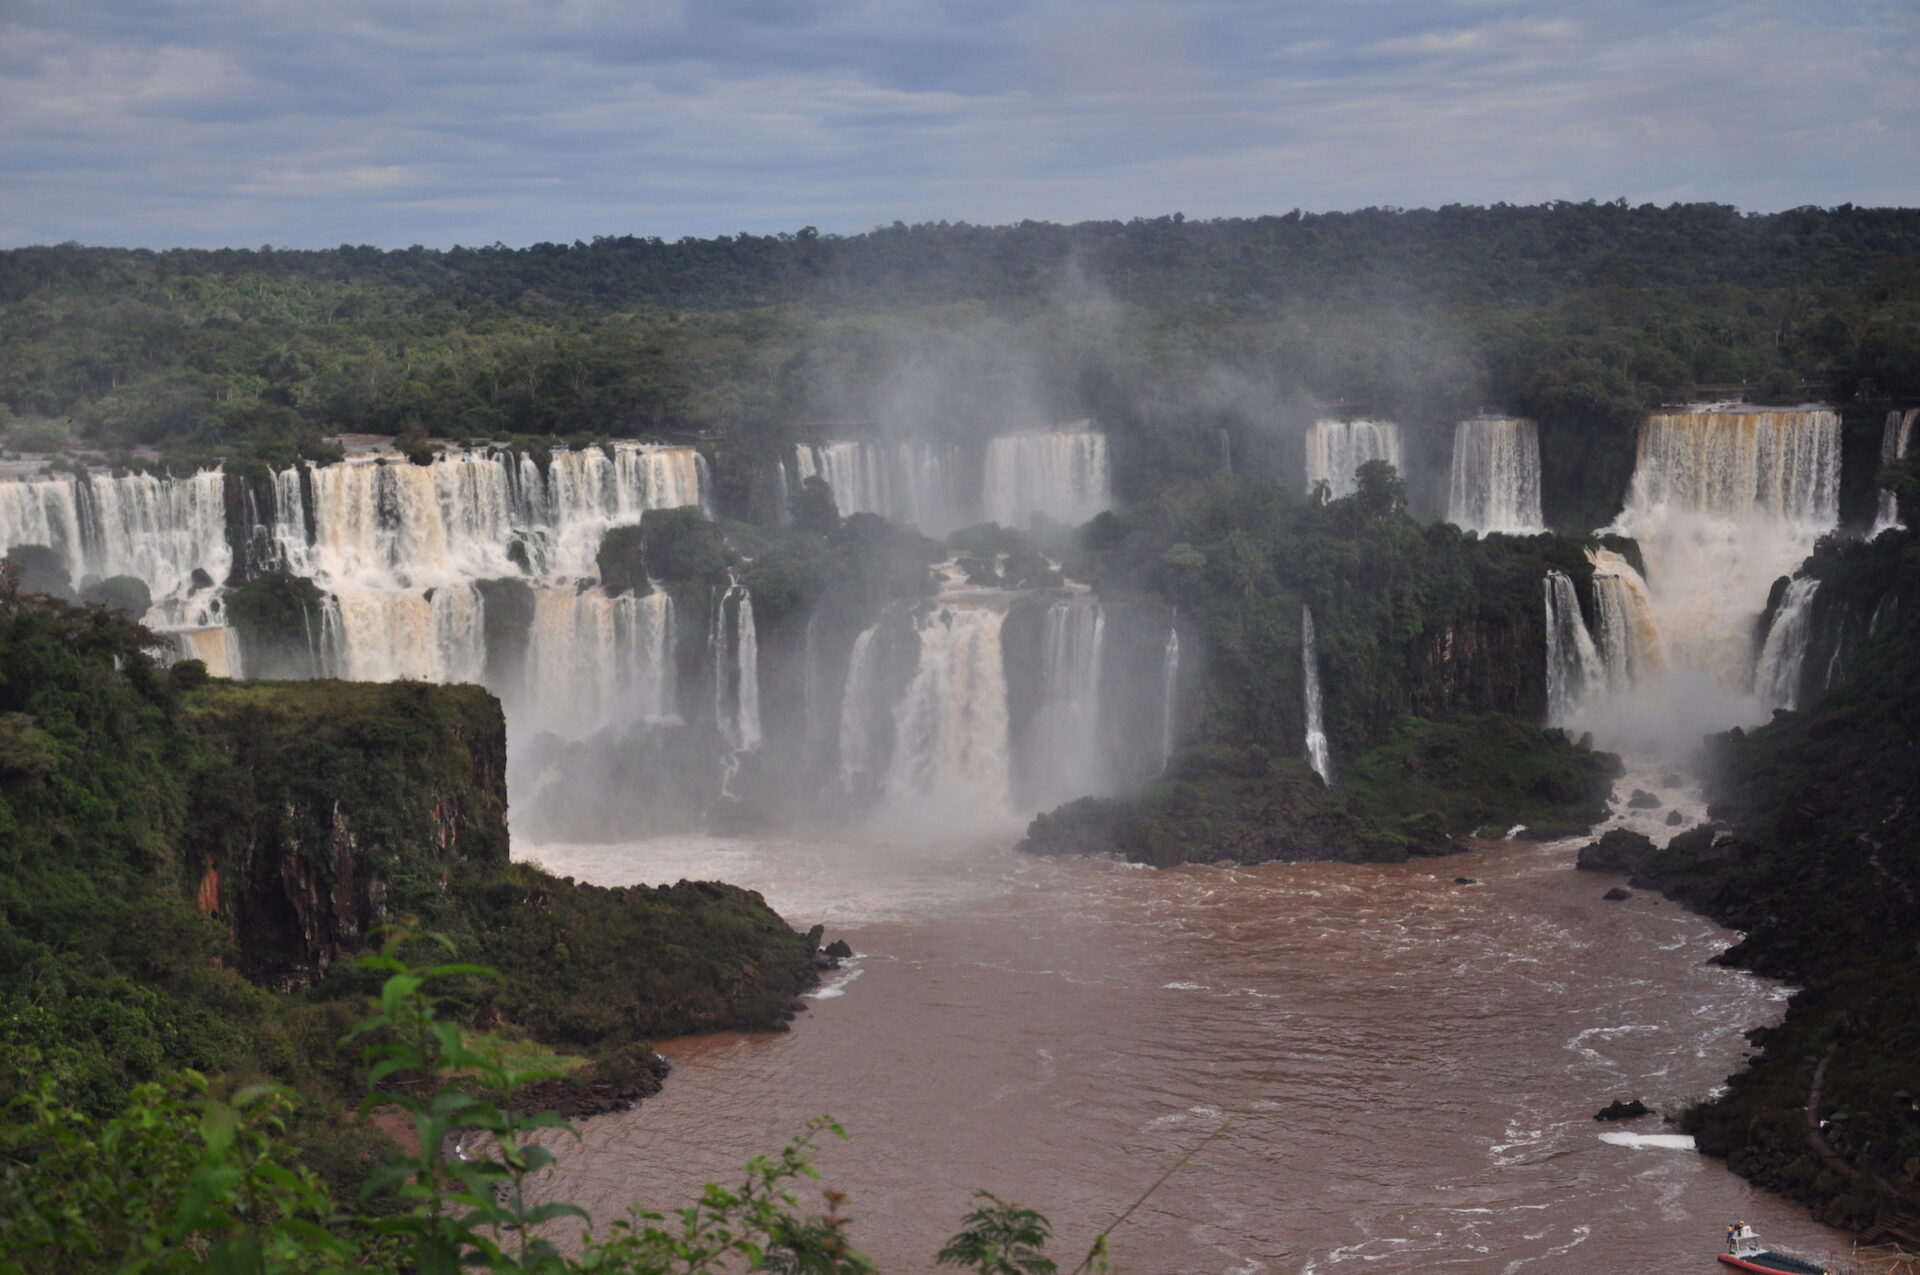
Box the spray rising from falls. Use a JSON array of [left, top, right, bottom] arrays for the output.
[[1448, 418, 1542, 534], [1302, 606, 1334, 783], [1306, 420, 1402, 499], [1876, 408, 1916, 535], [1608, 409, 1839, 694]]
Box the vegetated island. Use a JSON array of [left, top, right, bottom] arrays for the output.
[[0, 570, 824, 1203]]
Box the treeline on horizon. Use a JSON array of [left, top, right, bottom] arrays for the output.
[[3, 200, 1919, 532]]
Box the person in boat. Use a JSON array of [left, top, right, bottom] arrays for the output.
[[1726, 1222, 1738, 1252]]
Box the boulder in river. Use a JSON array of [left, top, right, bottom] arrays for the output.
[[1665, 810, 1685, 826], [1627, 789, 1663, 809], [1577, 828, 1657, 875], [1594, 1098, 1652, 1120], [1660, 773, 1684, 789], [823, 939, 854, 959], [1453, 876, 1477, 885], [1603, 886, 1632, 901]]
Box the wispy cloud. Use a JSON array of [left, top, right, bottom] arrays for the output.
[[0, 0, 1912, 249]]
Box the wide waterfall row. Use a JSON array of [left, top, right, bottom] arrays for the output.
[[1876, 408, 1916, 535], [1301, 606, 1333, 783], [1448, 418, 1542, 534], [0, 468, 230, 620], [788, 428, 1111, 535], [1305, 419, 1402, 500]]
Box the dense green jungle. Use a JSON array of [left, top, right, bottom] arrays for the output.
[[3, 203, 1920, 1266]]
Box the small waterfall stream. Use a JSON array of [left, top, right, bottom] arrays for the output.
[[1753, 577, 1822, 711], [1875, 408, 1916, 535], [1302, 606, 1334, 783]]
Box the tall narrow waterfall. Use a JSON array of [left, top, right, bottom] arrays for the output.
[[1028, 598, 1107, 805], [885, 605, 1011, 811], [712, 586, 762, 754], [1159, 625, 1180, 771], [1305, 419, 1402, 499], [1753, 577, 1821, 711], [1875, 408, 1916, 535], [982, 429, 1111, 529], [1302, 607, 1334, 783], [1609, 409, 1839, 692], [1448, 418, 1542, 534], [1543, 571, 1602, 725], [838, 623, 885, 793]]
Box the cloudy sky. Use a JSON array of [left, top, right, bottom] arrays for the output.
[[2, 0, 1915, 249]]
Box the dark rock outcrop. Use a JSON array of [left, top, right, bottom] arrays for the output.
[[1595, 1099, 1652, 1120]]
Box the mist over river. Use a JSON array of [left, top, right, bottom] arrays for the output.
[[520, 769, 1840, 1274]]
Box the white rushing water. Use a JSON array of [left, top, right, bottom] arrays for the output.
[[0, 468, 231, 624], [1543, 571, 1602, 727], [521, 588, 676, 738], [1448, 417, 1542, 534], [981, 429, 1111, 530], [1305, 419, 1402, 500], [1752, 577, 1821, 712], [712, 585, 762, 754], [792, 439, 967, 536], [1302, 606, 1334, 783], [1875, 408, 1916, 535], [884, 604, 1012, 816], [1028, 597, 1107, 806], [1608, 409, 1838, 694]]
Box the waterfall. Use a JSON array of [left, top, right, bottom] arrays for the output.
[[1302, 607, 1334, 783], [1753, 577, 1821, 711], [0, 468, 229, 619], [1875, 408, 1916, 535], [1585, 548, 1664, 692], [1159, 624, 1180, 771], [1028, 598, 1107, 805], [1219, 429, 1233, 474], [171, 627, 243, 679], [1448, 418, 1542, 534], [1305, 419, 1402, 500], [1544, 571, 1602, 725], [793, 439, 966, 535], [885, 604, 1011, 810], [710, 586, 762, 754], [521, 588, 675, 737], [1608, 409, 1839, 691], [981, 429, 1111, 529], [838, 623, 885, 792]]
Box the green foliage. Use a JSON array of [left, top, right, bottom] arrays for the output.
[[633, 507, 729, 585], [1022, 717, 1617, 867], [0, 948, 1084, 1274]]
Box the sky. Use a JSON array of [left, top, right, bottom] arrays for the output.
[[1, 0, 1916, 250]]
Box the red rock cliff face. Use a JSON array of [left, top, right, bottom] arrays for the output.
[[184, 680, 510, 988]]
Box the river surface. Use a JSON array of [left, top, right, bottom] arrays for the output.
[[519, 771, 1841, 1273]]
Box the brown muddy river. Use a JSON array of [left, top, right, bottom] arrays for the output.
[[520, 776, 1839, 1274]]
